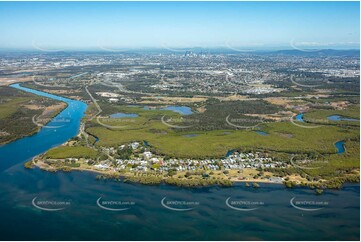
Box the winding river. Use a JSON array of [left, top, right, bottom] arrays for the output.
[[0, 84, 87, 172], [0, 84, 359, 240]]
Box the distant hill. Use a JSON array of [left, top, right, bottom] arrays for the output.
[[0, 48, 359, 57], [263, 49, 360, 57]]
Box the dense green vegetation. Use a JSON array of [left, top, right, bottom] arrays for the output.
[[183, 99, 280, 131], [0, 86, 63, 144], [13, 75, 361, 189], [82, 98, 360, 188], [88, 104, 358, 158], [304, 104, 359, 126], [45, 146, 99, 159]]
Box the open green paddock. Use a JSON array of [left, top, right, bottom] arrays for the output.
[[303, 104, 359, 125], [86, 105, 359, 159], [45, 146, 99, 159]]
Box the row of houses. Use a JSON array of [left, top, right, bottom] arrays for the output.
[[90, 149, 286, 173]]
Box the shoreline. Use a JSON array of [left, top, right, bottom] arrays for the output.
[[0, 83, 69, 146], [30, 157, 359, 191], [0, 102, 68, 146], [30, 159, 292, 187], [9, 81, 360, 192]]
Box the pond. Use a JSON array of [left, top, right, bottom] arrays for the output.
[[255, 131, 269, 136], [295, 113, 305, 122], [327, 115, 359, 122], [335, 141, 345, 154], [225, 149, 235, 157], [183, 134, 199, 138], [143, 105, 193, 115], [109, 113, 139, 118]]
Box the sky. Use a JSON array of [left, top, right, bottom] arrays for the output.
[[0, 1, 359, 50]]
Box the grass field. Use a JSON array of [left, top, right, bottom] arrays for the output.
[[304, 104, 360, 125], [0, 86, 65, 144], [45, 146, 99, 159], [86, 105, 359, 159], [0, 97, 33, 119]]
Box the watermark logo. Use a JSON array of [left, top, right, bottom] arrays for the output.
[[96, 116, 130, 129], [225, 72, 233, 82], [161, 197, 199, 211], [289, 155, 327, 170], [225, 197, 264, 211], [32, 39, 63, 52], [290, 197, 328, 211], [96, 197, 135, 211], [32, 115, 71, 129], [225, 114, 264, 129], [161, 43, 192, 53], [32, 196, 71, 211], [289, 114, 322, 129], [161, 116, 197, 129], [290, 75, 320, 88], [223, 41, 262, 52], [69, 72, 88, 79], [97, 41, 130, 53], [96, 76, 127, 93], [289, 39, 323, 53], [84, 85, 131, 129], [224, 71, 251, 87], [32, 75, 63, 88]]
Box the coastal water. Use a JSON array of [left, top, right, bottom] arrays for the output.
[[0, 85, 359, 240], [0, 170, 359, 240]]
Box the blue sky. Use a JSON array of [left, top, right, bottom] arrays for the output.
[[0, 1, 359, 50]]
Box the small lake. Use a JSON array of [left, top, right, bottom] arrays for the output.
[[143, 105, 193, 115], [335, 141, 345, 154], [109, 113, 139, 118], [161, 106, 193, 115], [328, 115, 359, 122], [295, 113, 305, 122], [225, 149, 235, 157], [255, 130, 269, 136]]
